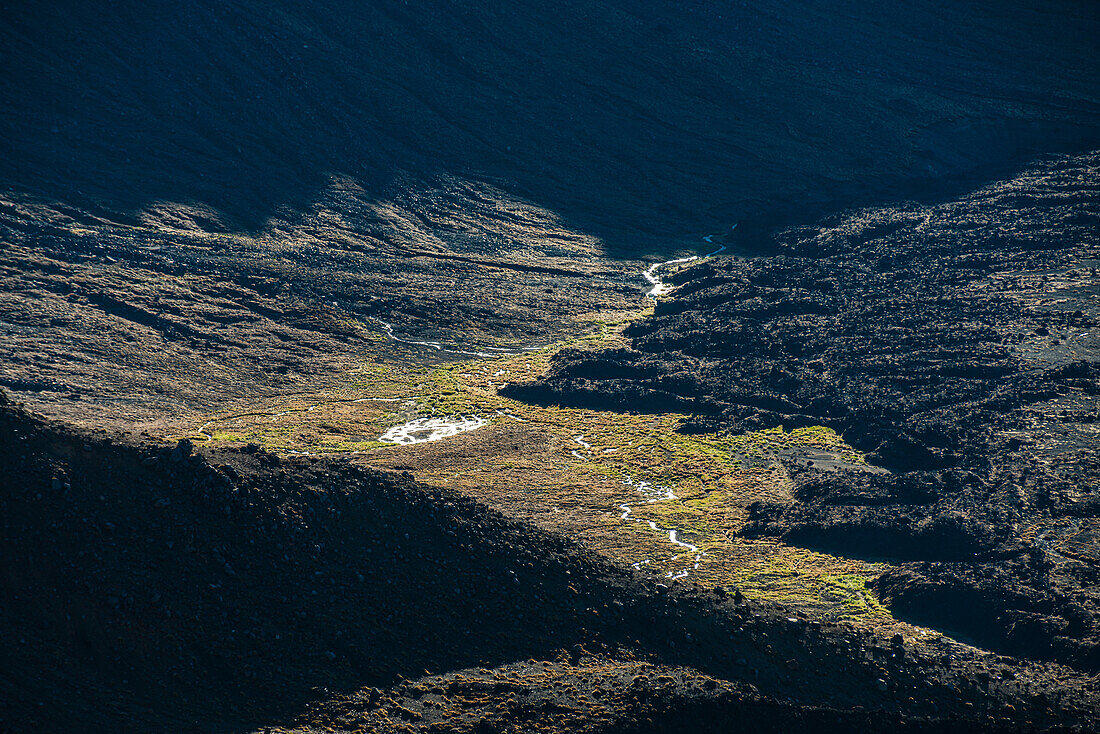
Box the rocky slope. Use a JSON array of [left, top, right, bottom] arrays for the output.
[[3, 2, 1100, 730], [507, 152, 1100, 669], [0, 182, 639, 426], [3, 0, 1099, 425], [2, 390, 1098, 732]]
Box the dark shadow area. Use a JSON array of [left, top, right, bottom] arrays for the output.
[[0, 391, 632, 730], [1, 1, 1098, 251], [613, 698, 1036, 734], [6, 391, 1091, 731]]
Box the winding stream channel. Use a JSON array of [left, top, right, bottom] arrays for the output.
[[197, 233, 728, 577], [375, 226, 733, 362], [374, 231, 731, 577], [375, 231, 731, 448], [373, 232, 731, 579], [370, 317, 544, 359], [616, 477, 703, 581], [379, 416, 488, 445], [202, 232, 731, 577], [643, 239, 727, 299]]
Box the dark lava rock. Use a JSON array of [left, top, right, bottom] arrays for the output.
[[508, 153, 1100, 668], [2, 393, 1096, 731]]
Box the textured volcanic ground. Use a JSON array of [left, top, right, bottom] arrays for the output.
[[0, 180, 641, 426], [3, 391, 1099, 732], [507, 153, 1100, 670], [3, 1, 1100, 731], [2, 0, 1099, 424]]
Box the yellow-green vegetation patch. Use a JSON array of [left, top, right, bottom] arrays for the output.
[[713, 542, 890, 622], [181, 308, 898, 627], [339, 319, 388, 340], [734, 567, 888, 621]]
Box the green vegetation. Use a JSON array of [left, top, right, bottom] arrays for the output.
[[185, 310, 894, 626], [729, 559, 889, 621]]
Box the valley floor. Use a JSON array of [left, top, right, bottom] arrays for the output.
[[2, 156, 1098, 732]]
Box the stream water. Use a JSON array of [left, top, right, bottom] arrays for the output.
[[643, 241, 727, 299], [616, 476, 704, 581], [371, 234, 729, 448], [374, 225, 733, 358], [370, 317, 543, 359], [378, 416, 488, 445], [198, 235, 724, 576], [372, 230, 732, 577]]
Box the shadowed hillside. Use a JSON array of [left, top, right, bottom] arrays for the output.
[[3, 391, 1097, 732], [3, 0, 1099, 423], [2, 0, 1098, 247], [3, 3, 1100, 730]]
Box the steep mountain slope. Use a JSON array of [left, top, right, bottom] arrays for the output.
[[3, 3, 1100, 730], [3, 0, 1099, 425], [2, 0, 1098, 245]]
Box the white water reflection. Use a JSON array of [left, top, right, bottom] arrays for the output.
[[379, 416, 487, 445], [618, 475, 704, 580], [643, 241, 728, 300], [371, 317, 542, 359]]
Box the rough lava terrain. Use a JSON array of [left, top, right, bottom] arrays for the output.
[[510, 153, 1100, 671], [2, 1, 1100, 732]]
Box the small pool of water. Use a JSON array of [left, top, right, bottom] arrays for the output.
[[379, 416, 487, 445]]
